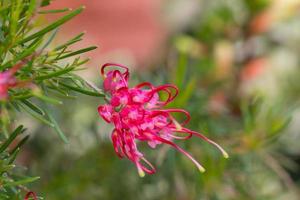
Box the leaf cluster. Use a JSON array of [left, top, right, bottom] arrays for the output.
[[0, 0, 103, 198]]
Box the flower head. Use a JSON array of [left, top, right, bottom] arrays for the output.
[[98, 63, 228, 176], [0, 63, 24, 100]]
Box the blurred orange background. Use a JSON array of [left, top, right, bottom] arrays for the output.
[[46, 0, 166, 67]]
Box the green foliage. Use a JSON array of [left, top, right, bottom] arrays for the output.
[[0, 0, 102, 198], [0, 126, 39, 199]]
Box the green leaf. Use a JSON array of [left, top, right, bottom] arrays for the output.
[[20, 103, 54, 127], [0, 125, 24, 153], [56, 46, 97, 60], [3, 176, 40, 187], [175, 52, 187, 88], [16, 6, 84, 45], [35, 66, 75, 81], [9, 0, 22, 40], [60, 82, 105, 97], [241, 102, 254, 134], [0, 163, 15, 174], [23, 0, 37, 24], [40, 28, 59, 51], [76, 57, 90, 66], [41, 0, 51, 7], [54, 32, 85, 51], [38, 8, 71, 14], [21, 99, 45, 116], [10, 92, 33, 100], [0, 193, 9, 199], [8, 148, 20, 164], [9, 135, 30, 157], [46, 111, 69, 143], [33, 92, 63, 105], [270, 116, 291, 135], [176, 77, 196, 106]]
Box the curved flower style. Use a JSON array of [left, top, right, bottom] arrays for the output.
[[24, 191, 37, 200], [98, 63, 228, 176], [0, 62, 24, 100]]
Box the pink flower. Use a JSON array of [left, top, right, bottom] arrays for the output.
[[0, 63, 24, 100], [98, 63, 228, 176]]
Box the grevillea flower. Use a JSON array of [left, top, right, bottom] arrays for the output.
[[98, 63, 228, 177], [0, 62, 24, 100], [24, 191, 37, 200]]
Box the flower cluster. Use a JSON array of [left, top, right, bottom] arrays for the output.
[[98, 63, 228, 176], [0, 63, 24, 100]]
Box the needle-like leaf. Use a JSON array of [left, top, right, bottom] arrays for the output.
[[16, 6, 84, 45]]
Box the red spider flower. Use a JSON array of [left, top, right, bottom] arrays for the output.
[[24, 191, 38, 200], [0, 62, 24, 100], [98, 63, 228, 176]]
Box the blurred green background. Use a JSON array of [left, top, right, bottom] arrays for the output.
[[19, 0, 300, 199]]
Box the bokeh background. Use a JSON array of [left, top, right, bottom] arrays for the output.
[[19, 0, 300, 199]]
